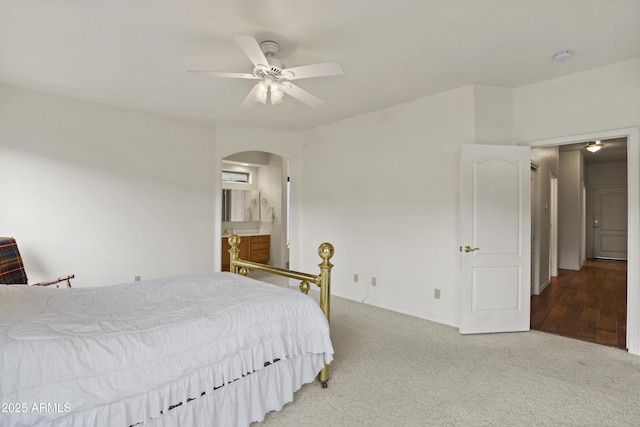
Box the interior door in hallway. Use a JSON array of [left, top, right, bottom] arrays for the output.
[[593, 186, 628, 260], [460, 144, 531, 334]]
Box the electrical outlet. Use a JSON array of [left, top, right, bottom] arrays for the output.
[[354, 273, 359, 283], [135, 276, 141, 282], [371, 277, 377, 286], [434, 288, 441, 299]]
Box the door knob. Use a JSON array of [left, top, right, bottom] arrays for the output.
[[463, 245, 480, 253]]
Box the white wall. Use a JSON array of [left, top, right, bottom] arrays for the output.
[[0, 84, 217, 286], [558, 151, 584, 270], [298, 85, 476, 326], [514, 58, 640, 143], [258, 154, 285, 267], [530, 146, 560, 292], [474, 85, 514, 145], [587, 161, 628, 187]]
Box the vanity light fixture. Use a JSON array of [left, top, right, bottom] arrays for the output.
[[268, 206, 277, 222], [585, 140, 604, 153]]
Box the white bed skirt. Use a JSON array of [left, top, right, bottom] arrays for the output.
[[148, 352, 325, 427]]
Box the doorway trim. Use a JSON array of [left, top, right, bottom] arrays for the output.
[[531, 164, 540, 295], [523, 126, 639, 355], [549, 174, 558, 279]]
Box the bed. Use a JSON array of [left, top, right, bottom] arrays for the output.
[[0, 235, 334, 426]]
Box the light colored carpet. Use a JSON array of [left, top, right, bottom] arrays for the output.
[[252, 284, 640, 426]]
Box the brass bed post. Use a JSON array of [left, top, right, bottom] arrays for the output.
[[228, 234, 335, 387], [228, 234, 241, 275], [316, 242, 334, 387]]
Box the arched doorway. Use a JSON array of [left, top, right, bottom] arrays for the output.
[[220, 151, 290, 272]]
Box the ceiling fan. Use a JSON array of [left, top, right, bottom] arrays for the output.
[[188, 34, 343, 108]]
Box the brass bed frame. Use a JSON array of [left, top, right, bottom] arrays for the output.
[[227, 234, 334, 387]]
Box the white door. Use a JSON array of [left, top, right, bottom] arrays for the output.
[[460, 144, 531, 334], [593, 186, 628, 260]]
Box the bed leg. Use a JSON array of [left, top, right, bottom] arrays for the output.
[[318, 364, 329, 388]]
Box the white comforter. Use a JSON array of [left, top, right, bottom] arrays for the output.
[[0, 273, 333, 426]]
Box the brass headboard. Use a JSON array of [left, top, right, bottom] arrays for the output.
[[228, 234, 334, 387]]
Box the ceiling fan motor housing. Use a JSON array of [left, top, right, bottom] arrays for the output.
[[260, 41, 279, 56], [254, 41, 285, 79]]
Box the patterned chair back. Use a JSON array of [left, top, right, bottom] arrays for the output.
[[0, 237, 29, 285]]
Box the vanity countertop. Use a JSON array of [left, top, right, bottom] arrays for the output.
[[222, 231, 270, 238]]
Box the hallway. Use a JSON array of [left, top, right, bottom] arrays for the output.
[[531, 259, 627, 349]]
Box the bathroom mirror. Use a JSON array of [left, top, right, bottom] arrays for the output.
[[222, 189, 260, 222]]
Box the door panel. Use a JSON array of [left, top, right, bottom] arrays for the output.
[[473, 267, 521, 310], [460, 144, 531, 334], [474, 160, 521, 254], [593, 186, 627, 260]]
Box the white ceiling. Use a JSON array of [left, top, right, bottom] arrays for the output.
[[1, 0, 639, 132]]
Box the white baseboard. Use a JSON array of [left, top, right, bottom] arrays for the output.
[[538, 278, 550, 294]]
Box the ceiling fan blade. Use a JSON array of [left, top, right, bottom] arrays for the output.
[[187, 70, 258, 79], [241, 90, 257, 108], [281, 62, 343, 80], [233, 33, 269, 70], [281, 83, 324, 107]]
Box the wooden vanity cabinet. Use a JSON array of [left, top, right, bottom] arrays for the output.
[[221, 235, 270, 271], [250, 235, 270, 263]]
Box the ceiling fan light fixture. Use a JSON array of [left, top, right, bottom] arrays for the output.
[[585, 140, 604, 153], [270, 83, 284, 105], [254, 81, 268, 105]]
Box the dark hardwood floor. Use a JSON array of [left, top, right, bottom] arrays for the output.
[[531, 259, 627, 349]]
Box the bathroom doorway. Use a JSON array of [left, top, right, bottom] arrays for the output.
[[221, 151, 290, 271]]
